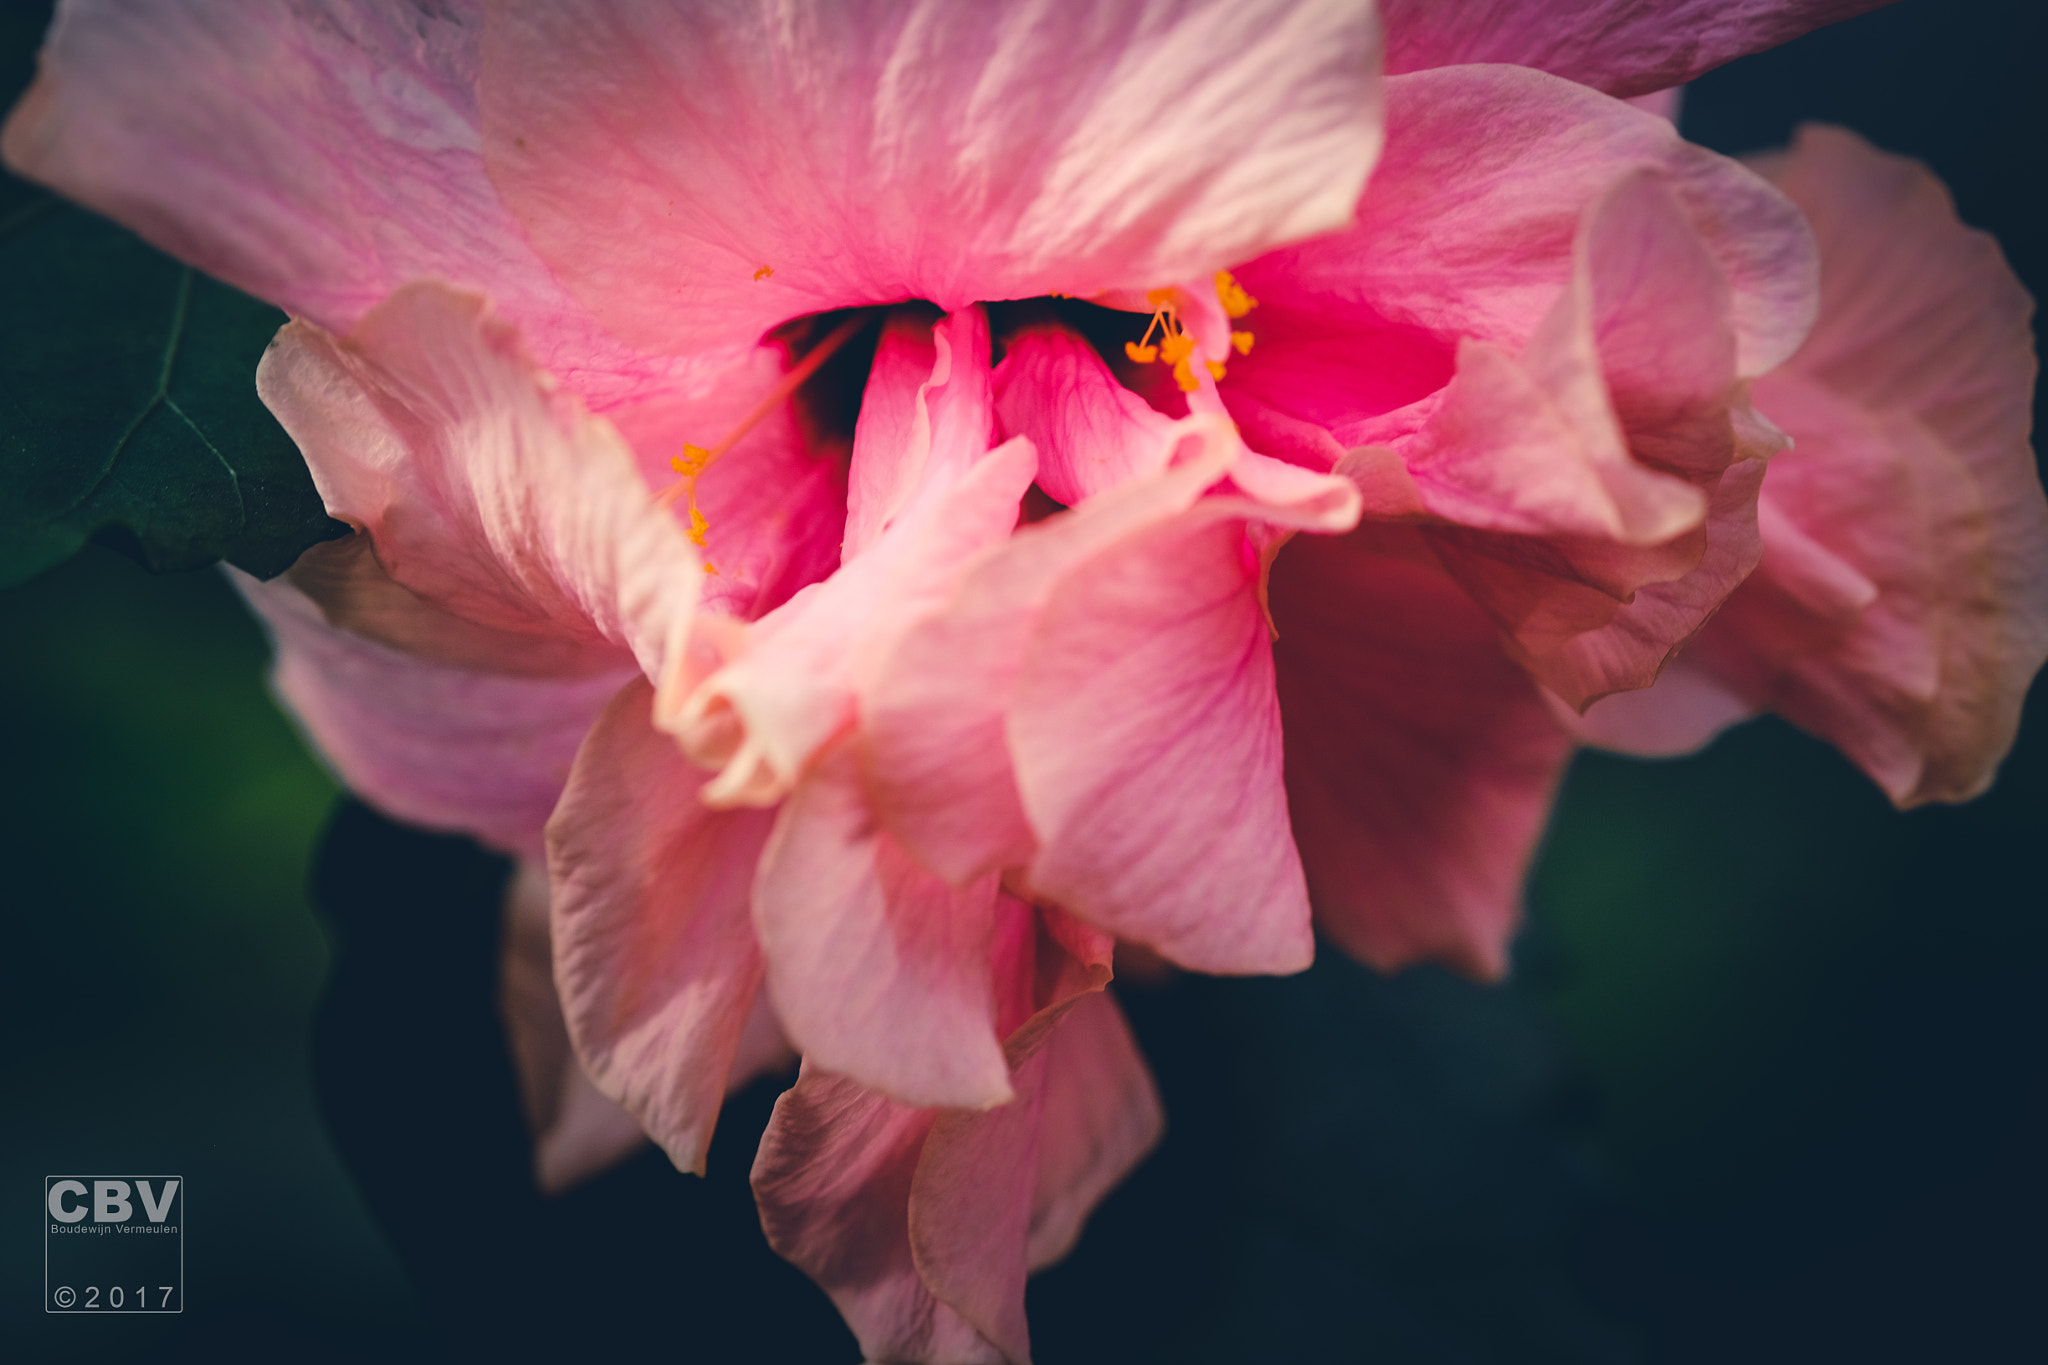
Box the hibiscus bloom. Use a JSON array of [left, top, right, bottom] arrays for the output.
[[8, 2, 2041, 1362]]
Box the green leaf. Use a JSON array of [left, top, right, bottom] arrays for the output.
[[0, 187, 348, 587]]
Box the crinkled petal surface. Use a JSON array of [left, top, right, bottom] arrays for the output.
[[1379, 0, 1894, 98], [1671, 127, 2048, 803], [1, 0, 697, 405], [478, 0, 1385, 354], [544, 678, 775, 1175]]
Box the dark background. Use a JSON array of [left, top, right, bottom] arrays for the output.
[[3, 1, 2042, 1360]]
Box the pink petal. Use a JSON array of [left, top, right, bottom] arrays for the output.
[[602, 343, 851, 623], [1018, 988, 1162, 1268], [667, 316, 1034, 807], [910, 990, 1158, 1362], [1271, 526, 1574, 978], [1013, 508, 1312, 975], [860, 423, 1239, 887], [1693, 131, 2047, 802], [753, 905, 1148, 1365], [992, 325, 1178, 505], [255, 283, 702, 689], [1386, 171, 1780, 707], [1558, 656, 1755, 756], [1231, 63, 1817, 442], [0, 0, 690, 407], [753, 740, 1014, 1110], [543, 679, 777, 1175], [499, 860, 652, 1194], [847, 309, 999, 561], [231, 570, 630, 863], [478, 0, 1384, 354], [751, 1068, 994, 1364], [1379, 0, 1890, 99]]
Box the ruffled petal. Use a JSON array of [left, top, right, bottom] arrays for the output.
[[479, 0, 1384, 353], [752, 740, 1014, 1111], [752, 904, 1144, 1365], [1, 0, 690, 406], [666, 311, 1033, 807], [1379, 0, 1891, 98], [1375, 170, 1778, 707], [1671, 128, 2048, 803], [255, 282, 702, 689], [992, 325, 1178, 505], [1230, 62, 1817, 440], [1271, 526, 1574, 978], [1012, 506, 1311, 974], [231, 570, 630, 862], [543, 679, 777, 1175]]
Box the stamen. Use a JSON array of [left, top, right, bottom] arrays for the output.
[[1231, 330, 1255, 355], [1215, 270, 1257, 318], [753, 265, 774, 281], [655, 312, 871, 562]]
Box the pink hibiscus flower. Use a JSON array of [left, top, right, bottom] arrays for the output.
[[8, 2, 2040, 1361]]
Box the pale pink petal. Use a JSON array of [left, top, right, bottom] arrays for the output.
[[861, 423, 1240, 885], [753, 905, 1142, 1365], [1573, 128, 2047, 803], [1624, 87, 1685, 124], [255, 283, 702, 690], [667, 311, 1034, 807], [480, 0, 1384, 354], [1230, 63, 1817, 444], [498, 860, 650, 1195], [1557, 656, 1755, 756], [908, 992, 1158, 1361], [751, 1069, 996, 1364], [847, 309, 999, 560], [1383, 171, 1779, 707], [753, 740, 1014, 1110], [1013, 508, 1311, 975], [1271, 526, 1574, 978], [992, 325, 1178, 505], [541, 679, 776, 1175], [1018, 989, 1162, 1268], [1379, 0, 1890, 99], [231, 570, 630, 863], [1, 0, 693, 406]]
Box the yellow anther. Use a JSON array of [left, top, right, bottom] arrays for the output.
[[1172, 358, 1199, 393], [1215, 270, 1257, 318], [1206, 360, 1228, 381], [753, 265, 774, 281], [672, 443, 713, 477], [687, 504, 710, 548], [1231, 330, 1256, 356], [1146, 287, 1177, 308], [1158, 332, 1195, 366], [1125, 340, 1160, 364], [702, 561, 719, 575]]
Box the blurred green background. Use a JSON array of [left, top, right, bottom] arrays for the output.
[[4, 1, 2043, 1360]]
